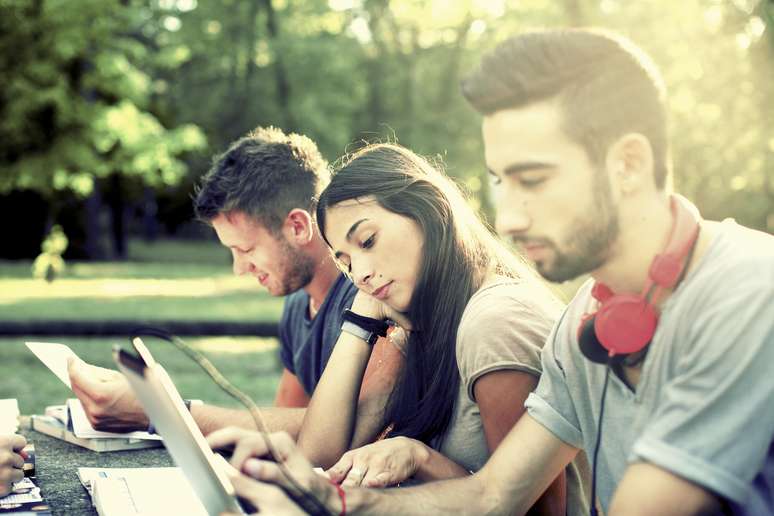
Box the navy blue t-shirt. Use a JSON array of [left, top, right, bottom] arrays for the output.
[[278, 273, 357, 395]]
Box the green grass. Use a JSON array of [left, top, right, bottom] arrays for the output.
[[127, 238, 232, 265], [0, 239, 286, 415], [0, 276, 283, 323], [1, 336, 283, 416], [0, 239, 285, 323], [2, 289, 283, 323]]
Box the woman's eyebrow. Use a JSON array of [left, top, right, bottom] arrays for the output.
[[333, 218, 370, 260], [345, 218, 369, 241]]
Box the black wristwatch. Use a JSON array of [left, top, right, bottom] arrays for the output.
[[341, 309, 390, 345]]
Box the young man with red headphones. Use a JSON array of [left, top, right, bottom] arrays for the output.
[[203, 30, 774, 515]]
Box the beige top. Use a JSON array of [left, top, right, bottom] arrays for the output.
[[435, 277, 590, 515], [436, 276, 562, 471]]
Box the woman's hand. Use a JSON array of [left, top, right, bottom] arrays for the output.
[[327, 436, 429, 488], [0, 434, 26, 497], [207, 427, 341, 516], [351, 290, 413, 330]]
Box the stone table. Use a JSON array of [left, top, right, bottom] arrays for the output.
[[21, 426, 174, 515]]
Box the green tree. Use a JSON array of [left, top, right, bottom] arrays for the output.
[[0, 0, 206, 257]]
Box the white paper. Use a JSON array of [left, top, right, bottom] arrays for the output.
[[78, 467, 208, 516], [0, 399, 20, 434], [0, 478, 42, 504], [25, 341, 80, 389], [67, 399, 162, 441], [25, 341, 161, 441]]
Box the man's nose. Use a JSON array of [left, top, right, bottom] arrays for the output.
[[232, 253, 253, 276], [495, 202, 531, 236]]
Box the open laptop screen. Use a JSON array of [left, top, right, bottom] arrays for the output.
[[114, 339, 245, 515]]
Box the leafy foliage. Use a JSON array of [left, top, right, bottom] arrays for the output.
[[0, 0, 206, 198], [1, 0, 771, 242]]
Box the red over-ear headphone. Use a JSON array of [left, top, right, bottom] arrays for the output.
[[578, 195, 701, 364]]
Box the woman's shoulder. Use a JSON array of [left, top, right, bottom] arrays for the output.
[[455, 275, 558, 390], [463, 274, 564, 322]]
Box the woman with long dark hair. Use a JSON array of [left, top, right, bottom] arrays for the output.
[[288, 143, 585, 514]]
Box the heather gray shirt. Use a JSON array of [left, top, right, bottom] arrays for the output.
[[526, 220, 774, 514]]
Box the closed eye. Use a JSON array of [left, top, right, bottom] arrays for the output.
[[520, 176, 546, 188], [339, 259, 352, 274], [361, 234, 375, 249]]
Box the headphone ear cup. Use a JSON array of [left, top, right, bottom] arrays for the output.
[[595, 296, 658, 355], [578, 315, 610, 364]]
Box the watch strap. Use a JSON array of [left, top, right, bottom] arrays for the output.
[[341, 320, 379, 345], [342, 309, 390, 337], [147, 398, 200, 434]]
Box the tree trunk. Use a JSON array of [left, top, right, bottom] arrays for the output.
[[363, 0, 390, 134], [142, 186, 159, 242], [436, 16, 472, 110], [562, 0, 590, 26], [261, 0, 295, 130], [242, 0, 261, 117], [107, 174, 127, 260], [83, 185, 105, 260]]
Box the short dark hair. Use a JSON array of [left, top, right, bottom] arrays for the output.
[[193, 126, 330, 232], [462, 29, 670, 189]]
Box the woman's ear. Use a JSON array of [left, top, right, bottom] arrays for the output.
[[283, 209, 314, 245]]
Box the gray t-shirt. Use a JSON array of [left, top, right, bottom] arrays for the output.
[[526, 220, 774, 514], [435, 278, 590, 515]]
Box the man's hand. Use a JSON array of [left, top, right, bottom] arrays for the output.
[[67, 357, 149, 432], [207, 427, 341, 515], [0, 434, 26, 497]]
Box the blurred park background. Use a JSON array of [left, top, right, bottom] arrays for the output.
[[1, 0, 772, 415]]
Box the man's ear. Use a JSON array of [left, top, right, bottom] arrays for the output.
[[605, 133, 655, 196], [283, 209, 314, 245]]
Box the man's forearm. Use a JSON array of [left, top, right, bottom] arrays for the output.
[[191, 404, 306, 438], [344, 414, 577, 515], [345, 473, 505, 516]]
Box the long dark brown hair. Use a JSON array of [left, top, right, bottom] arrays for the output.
[[316, 143, 529, 444]]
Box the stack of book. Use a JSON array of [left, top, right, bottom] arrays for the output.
[[31, 400, 163, 453]]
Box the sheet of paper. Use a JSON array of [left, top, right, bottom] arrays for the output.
[[25, 341, 80, 389], [67, 399, 162, 441], [26, 341, 162, 441], [78, 467, 208, 516], [0, 399, 20, 434], [0, 477, 43, 504]]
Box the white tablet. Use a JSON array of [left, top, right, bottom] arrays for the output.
[[114, 338, 247, 515]]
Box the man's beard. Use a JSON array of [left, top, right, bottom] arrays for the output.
[[537, 170, 619, 283], [275, 237, 317, 295]]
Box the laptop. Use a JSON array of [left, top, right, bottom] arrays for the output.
[[114, 337, 248, 515]]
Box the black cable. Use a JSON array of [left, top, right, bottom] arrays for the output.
[[589, 365, 611, 516], [130, 327, 334, 516]]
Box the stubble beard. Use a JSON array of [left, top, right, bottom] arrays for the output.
[[538, 170, 619, 283], [274, 237, 317, 296]]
